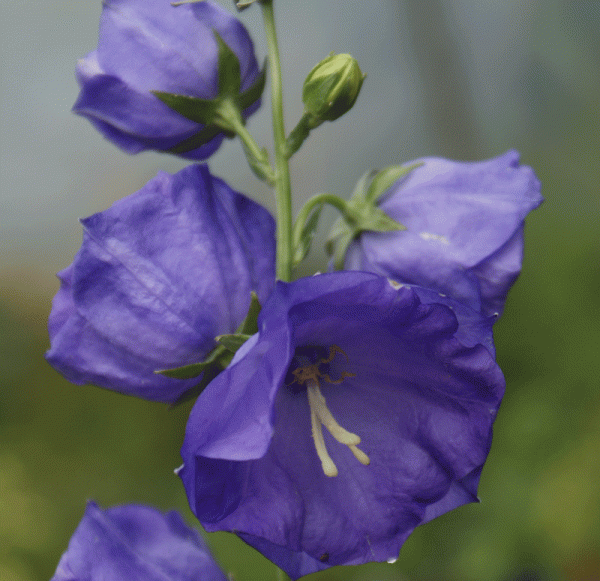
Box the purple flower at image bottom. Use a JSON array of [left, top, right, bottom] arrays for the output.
[[74, 0, 262, 159], [51, 502, 227, 581], [46, 164, 275, 403], [179, 271, 505, 579], [344, 150, 543, 317]]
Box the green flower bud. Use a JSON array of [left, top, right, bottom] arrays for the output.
[[302, 53, 365, 124]]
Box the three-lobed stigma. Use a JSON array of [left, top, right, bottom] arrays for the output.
[[290, 345, 370, 477]]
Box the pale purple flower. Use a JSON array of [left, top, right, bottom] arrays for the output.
[[46, 164, 275, 403], [344, 150, 542, 317]]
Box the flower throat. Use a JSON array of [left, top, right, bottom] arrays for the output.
[[289, 345, 370, 477]]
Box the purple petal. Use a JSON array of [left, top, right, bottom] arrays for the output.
[[46, 164, 275, 403], [51, 502, 227, 581]]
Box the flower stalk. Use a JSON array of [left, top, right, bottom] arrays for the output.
[[261, 0, 293, 282]]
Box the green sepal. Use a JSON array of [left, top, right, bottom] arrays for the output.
[[326, 164, 422, 269], [365, 162, 423, 203], [236, 291, 262, 335], [171, 1, 206, 6], [152, 34, 267, 156], [292, 202, 324, 268], [214, 31, 241, 97], [165, 125, 224, 155], [239, 59, 267, 111], [152, 91, 219, 126], [155, 292, 262, 406], [155, 343, 231, 380], [217, 333, 252, 353]]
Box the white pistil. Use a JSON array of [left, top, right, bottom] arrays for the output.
[[307, 379, 370, 477]]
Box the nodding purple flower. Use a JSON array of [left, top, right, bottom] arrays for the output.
[[51, 502, 227, 581], [46, 164, 275, 403], [179, 271, 505, 579], [73, 0, 262, 159], [343, 150, 542, 317]]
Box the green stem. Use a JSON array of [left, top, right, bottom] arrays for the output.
[[217, 99, 275, 184], [261, 0, 293, 282], [292, 192, 347, 248]]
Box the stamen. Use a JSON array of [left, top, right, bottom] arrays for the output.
[[306, 379, 370, 476], [290, 345, 370, 477], [349, 444, 370, 466], [310, 404, 339, 477], [307, 380, 361, 445]]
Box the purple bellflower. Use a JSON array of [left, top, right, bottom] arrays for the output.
[[51, 502, 227, 581], [46, 164, 275, 403], [73, 0, 262, 159], [343, 151, 542, 317], [179, 271, 505, 579]]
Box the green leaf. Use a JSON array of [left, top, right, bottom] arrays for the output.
[[166, 124, 224, 155], [214, 31, 241, 96], [236, 291, 261, 335], [217, 333, 252, 353], [151, 91, 218, 125], [293, 202, 324, 268], [156, 344, 228, 379], [365, 162, 423, 203], [359, 206, 406, 233], [239, 59, 267, 111]]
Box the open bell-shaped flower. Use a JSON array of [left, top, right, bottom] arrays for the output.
[[179, 271, 505, 578], [45, 164, 275, 403]]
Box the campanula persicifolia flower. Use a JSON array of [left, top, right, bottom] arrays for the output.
[[73, 0, 262, 159], [51, 502, 227, 581], [46, 164, 275, 403], [178, 271, 505, 579], [343, 150, 542, 317]]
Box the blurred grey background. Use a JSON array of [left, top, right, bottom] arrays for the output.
[[4, 0, 597, 283], [1, 1, 599, 581]]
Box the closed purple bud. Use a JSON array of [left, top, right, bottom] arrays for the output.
[[73, 0, 262, 159]]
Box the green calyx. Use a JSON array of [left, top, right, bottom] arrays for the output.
[[155, 292, 261, 405], [326, 163, 422, 270], [152, 31, 266, 152]]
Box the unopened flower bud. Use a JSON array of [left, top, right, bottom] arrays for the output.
[[302, 53, 364, 123]]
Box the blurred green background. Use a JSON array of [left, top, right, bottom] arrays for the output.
[[1, 1, 599, 580]]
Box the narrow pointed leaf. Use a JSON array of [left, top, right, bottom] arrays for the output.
[[217, 333, 252, 353], [239, 60, 267, 110], [237, 291, 262, 335], [366, 162, 423, 203], [152, 91, 218, 125], [293, 202, 324, 268], [214, 31, 242, 96]]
